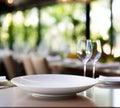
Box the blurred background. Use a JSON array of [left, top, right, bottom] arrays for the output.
[[0, 0, 120, 63]]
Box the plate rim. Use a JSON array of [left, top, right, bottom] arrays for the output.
[[11, 74, 98, 88], [11, 74, 98, 95]]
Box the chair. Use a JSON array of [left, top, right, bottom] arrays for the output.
[[2, 55, 24, 80], [22, 56, 35, 75], [31, 56, 52, 74]]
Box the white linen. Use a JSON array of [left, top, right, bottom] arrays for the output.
[[0, 76, 7, 82], [46, 55, 62, 62], [99, 75, 120, 84], [96, 62, 120, 69]]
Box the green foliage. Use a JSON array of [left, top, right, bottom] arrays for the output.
[[41, 3, 86, 46], [8, 20, 14, 49]]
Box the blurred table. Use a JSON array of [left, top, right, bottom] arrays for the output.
[[1, 53, 120, 78], [49, 59, 120, 77], [0, 84, 120, 107]]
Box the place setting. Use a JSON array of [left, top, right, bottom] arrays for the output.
[[0, 76, 15, 89], [11, 74, 98, 98], [96, 75, 120, 88], [76, 39, 120, 89], [10, 39, 102, 98]]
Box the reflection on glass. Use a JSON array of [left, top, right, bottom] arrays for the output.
[[77, 39, 92, 76], [90, 40, 102, 78]]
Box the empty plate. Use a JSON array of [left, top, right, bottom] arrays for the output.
[[11, 74, 98, 96]]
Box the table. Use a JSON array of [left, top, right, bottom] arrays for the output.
[[0, 84, 120, 107], [50, 59, 120, 77]]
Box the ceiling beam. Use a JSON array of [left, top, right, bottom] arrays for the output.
[[0, 0, 91, 14]]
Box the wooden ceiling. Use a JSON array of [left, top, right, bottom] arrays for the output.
[[0, 0, 91, 14]]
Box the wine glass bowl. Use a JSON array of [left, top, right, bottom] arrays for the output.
[[77, 39, 92, 76]]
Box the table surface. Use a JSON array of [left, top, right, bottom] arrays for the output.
[[0, 84, 120, 107]]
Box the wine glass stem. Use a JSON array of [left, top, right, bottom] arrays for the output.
[[93, 62, 96, 78], [83, 63, 86, 76]]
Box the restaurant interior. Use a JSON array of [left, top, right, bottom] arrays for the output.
[[0, 0, 120, 107], [0, 0, 120, 79]]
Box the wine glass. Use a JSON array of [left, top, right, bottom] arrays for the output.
[[90, 40, 102, 78], [77, 39, 92, 76]]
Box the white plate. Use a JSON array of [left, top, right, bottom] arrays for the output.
[[11, 74, 98, 95], [99, 76, 120, 84]]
